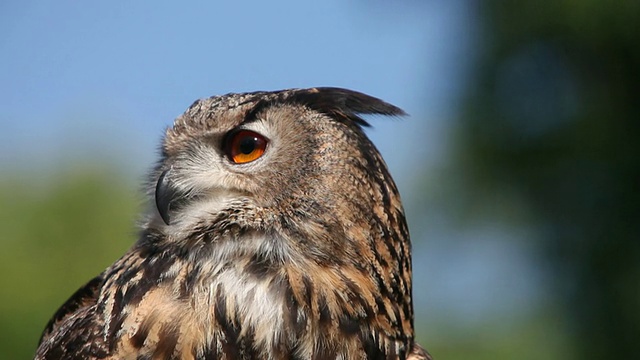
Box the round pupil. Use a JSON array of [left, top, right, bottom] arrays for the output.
[[238, 136, 257, 154]]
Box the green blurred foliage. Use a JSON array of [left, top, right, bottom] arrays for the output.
[[0, 170, 140, 359], [419, 311, 573, 360], [452, 0, 640, 359]]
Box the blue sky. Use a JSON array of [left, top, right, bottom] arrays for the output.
[[0, 1, 471, 176], [1, 0, 543, 330]]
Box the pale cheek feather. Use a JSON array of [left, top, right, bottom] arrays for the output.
[[156, 194, 241, 239]]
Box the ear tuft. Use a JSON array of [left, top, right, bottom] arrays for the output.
[[279, 87, 407, 127]]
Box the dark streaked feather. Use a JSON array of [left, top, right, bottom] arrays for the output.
[[38, 275, 103, 344]]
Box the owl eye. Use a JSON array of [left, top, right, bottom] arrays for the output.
[[224, 130, 268, 164]]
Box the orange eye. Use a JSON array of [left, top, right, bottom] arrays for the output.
[[225, 130, 268, 164]]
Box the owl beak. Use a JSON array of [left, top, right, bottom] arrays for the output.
[[155, 169, 179, 225]]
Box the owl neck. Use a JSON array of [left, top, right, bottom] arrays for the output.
[[133, 198, 415, 358]]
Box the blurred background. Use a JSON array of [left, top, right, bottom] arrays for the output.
[[1, 1, 638, 359]]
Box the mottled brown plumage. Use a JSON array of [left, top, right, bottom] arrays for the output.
[[35, 87, 431, 360]]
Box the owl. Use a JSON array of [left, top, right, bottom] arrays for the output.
[[35, 87, 431, 360]]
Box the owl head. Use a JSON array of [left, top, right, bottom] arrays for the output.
[[151, 87, 407, 256]]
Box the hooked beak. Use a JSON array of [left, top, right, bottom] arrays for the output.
[[155, 169, 186, 225]]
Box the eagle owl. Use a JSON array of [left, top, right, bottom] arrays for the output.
[[35, 87, 431, 360]]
